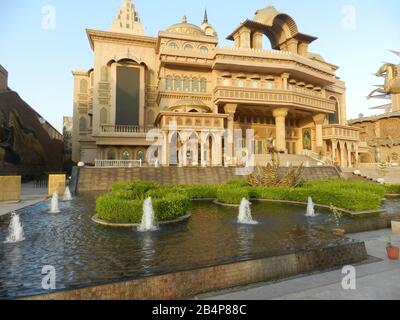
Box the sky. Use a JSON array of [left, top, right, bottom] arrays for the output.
[[0, 0, 399, 132]]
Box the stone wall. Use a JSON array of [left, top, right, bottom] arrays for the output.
[[0, 176, 21, 202], [76, 166, 340, 192], [24, 241, 367, 300]]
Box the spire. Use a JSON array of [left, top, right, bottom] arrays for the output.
[[203, 8, 208, 24], [110, 0, 145, 35]]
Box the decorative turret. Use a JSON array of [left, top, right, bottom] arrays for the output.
[[110, 0, 145, 35], [200, 8, 217, 37]]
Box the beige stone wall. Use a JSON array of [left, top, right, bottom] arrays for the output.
[[48, 174, 66, 196], [0, 176, 21, 202]]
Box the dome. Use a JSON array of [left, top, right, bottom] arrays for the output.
[[168, 99, 212, 113], [165, 16, 206, 36]]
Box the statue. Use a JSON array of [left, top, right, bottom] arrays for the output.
[[368, 63, 400, 98]]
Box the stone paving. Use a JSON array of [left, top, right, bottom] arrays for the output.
[[0, 182, 46, 216], [201, 229, 400, 300]]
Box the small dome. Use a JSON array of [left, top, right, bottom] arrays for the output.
[[169, 99, 212, 113], [166, 16, 205, 36]]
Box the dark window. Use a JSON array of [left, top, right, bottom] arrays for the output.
[[116, 66, 140, 126], [328, 97, 339, 124]]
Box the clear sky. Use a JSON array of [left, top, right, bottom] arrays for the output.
[[0, 0, 399, 132]]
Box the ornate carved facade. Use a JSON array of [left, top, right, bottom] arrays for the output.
[[72, 0, 360, 168]]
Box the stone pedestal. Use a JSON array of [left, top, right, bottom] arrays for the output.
[[0, 176, 21, 202], [392, 220, 400, 235], [48, 174, 66, 196]]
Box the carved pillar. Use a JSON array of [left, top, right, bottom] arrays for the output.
[[298, 42, 309, 56], [182, 139, 188, 167], [347, 147, 352, 168], [392, 94, 400, 112], [161, 131, 169, 166], [252, 32, 263, 49], [224, 104, 238, 165], [286, 38, 299, 54], [332, 139, 337, 164], [273, 108, 289, 153], [340, 142, 346, 168], [281, 73, 290, 90], [239, 28, 251, 49], [313, 113, 326, 153]]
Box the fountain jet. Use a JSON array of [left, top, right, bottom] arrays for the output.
[[138, 197, 158, 232], [306, 197, 316, 217], [63, 186, 72, 201], [4, 212, 25, 244], [49, 192, 61, 213], [238, 198, 258, 225]]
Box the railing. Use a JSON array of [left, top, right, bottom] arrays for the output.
[[100, 125, 155, 134], [214, 86, 336, 113], [95, 160, 143, 168], [300, 149, 333, 166], [322, 125, 360, 141]]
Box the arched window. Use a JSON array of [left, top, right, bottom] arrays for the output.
[[200, 78, 207, 92], [136, 150, 145, 162], [252, 80, 259, 89], [192, 78, 199, 92], [100, 108, 107, 124], [183, 77, 190, 92], [199, 46, 208, 53], [166, 75, 173, 90], [184, 43, 194, 50], [100, 66, 108, 82], [80, 79, 88, 94], [174, 76, 182, 91], [79, 117, 87, 133], [122, 151, 131, 160], [107, 149, 116, 160], [168, 42, 178, 49], [328, 97, 340, 124], [238, 79, 245, 88]]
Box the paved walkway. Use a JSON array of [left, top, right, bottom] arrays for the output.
[[201, 230, 400, 300], [0, 182, 46, 216]]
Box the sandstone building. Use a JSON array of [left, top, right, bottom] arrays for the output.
[[72, 0, 360, 168]]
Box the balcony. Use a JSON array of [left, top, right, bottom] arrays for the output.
[[214, 47, 337, 86], [214, 86, 336, 114], [99, 125, 155, 136], [322, 125, 360, 141]]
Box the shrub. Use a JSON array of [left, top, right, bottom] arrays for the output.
[[227, 180, 249, 187], [216, 186, 249, 205], [385, 184, 400, 194], [153, 194, 190, 222], [96, 181, 189, 224], [183, 184, 220, 199], [96, 194, 142, 223]]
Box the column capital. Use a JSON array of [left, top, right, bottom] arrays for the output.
[[272, 108, 289, 118], [224, 103, 238, 115], [313, 113, 326, 125], [281, 73, 290, 79]]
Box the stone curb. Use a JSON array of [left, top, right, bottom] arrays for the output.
[[92, 213, 191, 228]]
